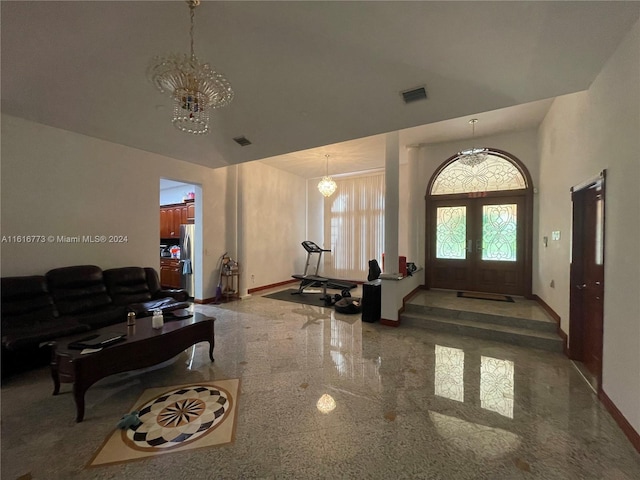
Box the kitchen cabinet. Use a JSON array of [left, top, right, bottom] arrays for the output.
[[186, 201, 195, 223], [160, 258, 181, 288], [160, 202, 192, 239]]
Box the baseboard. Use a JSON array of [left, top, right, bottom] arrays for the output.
[[533, 294, 568, 355], [194, 297, 215, 304], [599, 389, 640, 454], [398, 285, 424, 315], [380, 318, 400, 327], [247, 279, 298, 294]]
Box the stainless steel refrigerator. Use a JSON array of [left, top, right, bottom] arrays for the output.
[[179, 224, 195, 297]]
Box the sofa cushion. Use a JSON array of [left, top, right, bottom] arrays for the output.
[[46, 265, 112, 315], [103, 267, 153, 305], [2, 318, 90, 351], [73, 305, 128, 329], [1, 276, 59, 329]]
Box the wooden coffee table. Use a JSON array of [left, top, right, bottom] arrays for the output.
[[49, 312, 215, 422]]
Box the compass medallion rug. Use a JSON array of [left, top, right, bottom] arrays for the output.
[[88, 379, 239, 467]]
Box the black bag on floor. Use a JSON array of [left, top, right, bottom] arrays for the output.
[[334, 297, 362, 314]]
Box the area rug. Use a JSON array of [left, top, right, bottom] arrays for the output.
[[87, 379, 239, 467], [457, 291, 514, 302], [263, 288, 329, 307]]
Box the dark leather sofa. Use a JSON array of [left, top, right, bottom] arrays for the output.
[[1, 265, 189, 378]]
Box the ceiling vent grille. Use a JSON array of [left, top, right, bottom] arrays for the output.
[[401, 86, 427, 104], [233, 136, 252, 146]]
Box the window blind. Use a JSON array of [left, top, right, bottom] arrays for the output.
[[323, 173, 385, 282]]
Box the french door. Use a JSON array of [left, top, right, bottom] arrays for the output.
[[428, 195, 526, 295]]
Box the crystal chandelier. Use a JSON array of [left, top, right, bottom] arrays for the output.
[[458, 119, 488, 167], [317, 154, 337, 197], [148, 0, 233, 135]]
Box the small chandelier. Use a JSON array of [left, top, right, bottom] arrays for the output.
[[148, 0, 233, 135], [458, 119, 488, 167], [317, 154, 337, 197]]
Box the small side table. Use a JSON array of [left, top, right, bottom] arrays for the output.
[[221, 265, 240, 301]]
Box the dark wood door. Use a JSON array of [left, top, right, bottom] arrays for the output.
[[429, 195, 525, 295], [569, 178, 605, 381]]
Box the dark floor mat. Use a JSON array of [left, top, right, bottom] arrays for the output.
[[262, 289, 328, 307], [457, 291, 514, 302]]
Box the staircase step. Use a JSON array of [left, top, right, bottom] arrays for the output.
[[401, 312, 564, 352], [403, 303, 557, 333]]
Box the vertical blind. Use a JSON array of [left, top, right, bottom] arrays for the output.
[[323, 172, 385, 281]]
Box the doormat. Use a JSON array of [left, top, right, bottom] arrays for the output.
[[87, 379, 239, 468], [457, 291, 514, 302], [263, 288, 329, 307]]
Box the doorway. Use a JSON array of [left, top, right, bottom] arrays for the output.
[[426, 150, 533, 297], [159, 179, 200, 298], [429, 194, 526, 295], [569, 171, 605, 389]]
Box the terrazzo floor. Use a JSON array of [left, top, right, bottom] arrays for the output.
[[2, 288, 639, 479]]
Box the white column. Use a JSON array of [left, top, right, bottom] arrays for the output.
[[384, 132, 400, 274], [406, 145, 421, 263]]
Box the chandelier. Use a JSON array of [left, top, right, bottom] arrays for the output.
[[458, 119, 488, 167], [317, 154, 337, 197], [148, 0, 233, 135]]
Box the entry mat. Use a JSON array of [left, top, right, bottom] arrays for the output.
[[88, 379, 239, 467], [457, 291, 514, 302]]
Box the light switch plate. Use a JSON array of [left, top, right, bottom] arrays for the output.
[[551, 231, 561, 241]]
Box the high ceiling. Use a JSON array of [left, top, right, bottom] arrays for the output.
[[2, 1, 638, 178]]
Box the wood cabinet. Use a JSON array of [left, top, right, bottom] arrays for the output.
[[160, 259, 181, 288], [187, 202, 195, 223], [160, 200, 195, 239]]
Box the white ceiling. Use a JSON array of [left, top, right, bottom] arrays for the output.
[[2, 1, 639, 178]]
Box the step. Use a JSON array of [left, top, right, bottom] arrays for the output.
[[403, 302, 557, 334], [400, 311, 564, 353]]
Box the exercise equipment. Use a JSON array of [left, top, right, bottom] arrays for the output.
[[291, 241, 357, 297]]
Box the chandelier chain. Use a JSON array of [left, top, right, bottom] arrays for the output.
[[189, 2, 195, 59]]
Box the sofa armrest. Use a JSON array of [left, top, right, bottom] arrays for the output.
[[154, 289, 189, 302], [128, 298, 190, 318]]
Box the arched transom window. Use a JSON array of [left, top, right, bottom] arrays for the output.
[[431, 153, 527, 195]]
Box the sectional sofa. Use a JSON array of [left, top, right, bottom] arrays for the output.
[[1, 265, 189, 378]]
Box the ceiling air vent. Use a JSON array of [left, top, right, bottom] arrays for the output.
[[233, 136, 252, 146], [401, 86, 427, 104]]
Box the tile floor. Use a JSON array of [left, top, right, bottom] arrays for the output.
[[1, 288, 639, 479]]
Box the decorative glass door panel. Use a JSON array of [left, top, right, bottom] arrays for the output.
[[482, 204, 517, 262], [436, 206, 467, 260]]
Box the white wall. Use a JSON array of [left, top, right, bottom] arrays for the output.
[[306, 179, 325, 252], [0, 114, 231, 301], [537, 92, 589, 324], [538, 18, 640, 433], [238, 161, 306, 294], [160, 184, 196, 205]]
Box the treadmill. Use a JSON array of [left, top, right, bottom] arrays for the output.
[[292, 241, 357, 292]]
